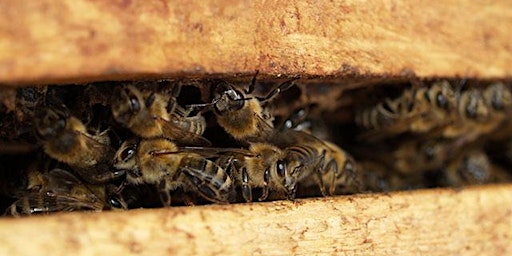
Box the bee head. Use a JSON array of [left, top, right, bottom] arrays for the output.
[[34, 105, 69, 141], [213, 83, 247, 114], [460, 89, 489, 121], [485, 83, 512, 111], [274, 157, 302, 200], [112, 86, 143, 126], [113, 139, 141, 179]]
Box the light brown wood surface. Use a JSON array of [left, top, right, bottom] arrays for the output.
[[0, 185, 510, 255], [1, 0, 512, 84]]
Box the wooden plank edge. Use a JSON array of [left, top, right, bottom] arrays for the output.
[[0, 184, 510, 255], [1, 0, 512, 85]]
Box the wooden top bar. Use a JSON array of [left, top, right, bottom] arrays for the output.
[[0, 1, 511, 84]]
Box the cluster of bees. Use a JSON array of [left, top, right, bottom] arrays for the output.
[[0, 75, 361, 216], [1, 76, 511, 217], [354, 80, 512, 191]]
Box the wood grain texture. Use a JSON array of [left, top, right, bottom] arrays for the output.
[[1, 0, 512, 84], [0, 185, 510, 255]]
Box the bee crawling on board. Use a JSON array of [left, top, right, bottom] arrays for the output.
[[272, 106, 362, 197], [34, 105, 124, 184], [111, 83, 211, 146], [113, 138, 236, 206], [6, 168, 126, 216]]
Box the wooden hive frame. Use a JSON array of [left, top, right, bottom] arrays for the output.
[[0, 1, 511, 255]]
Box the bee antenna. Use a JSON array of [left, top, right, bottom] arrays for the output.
[[185, 98, 219, 110], [244, 70, 260, 94], [259, 76, 300, 104]]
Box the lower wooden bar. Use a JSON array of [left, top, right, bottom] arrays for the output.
[[0, 184, 510, 255]]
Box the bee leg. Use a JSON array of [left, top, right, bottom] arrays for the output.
[[157, 180, 171, 207], [325, 159, 338, 196], [315, 150, 328, 196], [258, 167, 271, 201], [89, 169, 126, 184], [241, 168, 253, 202], [164, 82, 182, 114]]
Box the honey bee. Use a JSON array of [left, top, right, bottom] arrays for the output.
[[6, 168, 123, 216], [274, 108, 360, 197], [34, 105, 124, 184], [113, 138, 233, 206], [111, 84, 210, 146], [356, 81, 457, 140], [207, 74, 298, 142], [295, 140, 360, 196], [441, 149, 512, 187], [214, 143, 287, 202], [268, 130, 360, 199]]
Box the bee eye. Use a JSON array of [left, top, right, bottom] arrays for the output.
[[436, 92, 448, 109], [276, 160, 286, 177], [120, 146, 136, 161], [145, 93, 155, 108], [423, 90, 431, 102], [129, 97, 140, 112], [465, 100, 478, 119], [491, 92, 503, 110], [424, 146, 435, 161], [344, 161, 355, 172], [108, 197, 124, 209]]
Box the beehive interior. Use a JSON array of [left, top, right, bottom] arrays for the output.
[[1, 75, 511, 215]]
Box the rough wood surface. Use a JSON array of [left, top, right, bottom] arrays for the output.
[[1, 0, 512, 84], [0, 185, 510, 255]]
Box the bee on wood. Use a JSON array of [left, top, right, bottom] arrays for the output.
[[113, 138, 234, 206], [34, 105, 124, 184], [6, 168, 124, 216], [214, 143, 288, 202], [111, 84, 210, 146], [279, 106, 361, 196], [266, 130, 360, 199]]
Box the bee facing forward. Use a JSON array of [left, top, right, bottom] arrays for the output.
[[111, 84, 210, 146], [206, 74, 298, 143], [113, 138, 233, 206], [34, 105, 123, 184], [215, 143, 287, 202], [274, 130, 360, 198]]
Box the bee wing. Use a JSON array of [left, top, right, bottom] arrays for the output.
[[179, 165, 231, 204], [178, 147, 255, 158], [7, 191, 102, 216], [157, 116, 212, 146], [46, 168, 83, 193]]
